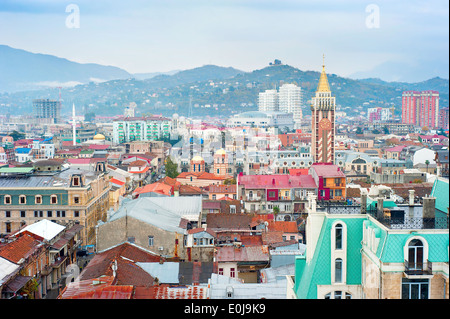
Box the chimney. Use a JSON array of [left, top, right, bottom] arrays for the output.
[[422, 196, 436, 219], [360, 193, 367, 214], [377, 198, 384, 220], [409, 190, 415, 206]]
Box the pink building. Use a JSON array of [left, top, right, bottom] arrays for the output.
[[402, 90, 439, 128]]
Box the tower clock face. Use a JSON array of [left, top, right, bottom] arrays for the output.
[[319, 118, 332, 130]]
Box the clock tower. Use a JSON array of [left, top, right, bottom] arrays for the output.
[[311, 57, 336, 164]]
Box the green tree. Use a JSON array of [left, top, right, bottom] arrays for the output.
[[165, 156, 179, 179], [425, 160, 430, 173], [273, 206, 280, 215], [356, 127, 363, 135], [8, 130, 26, 141]]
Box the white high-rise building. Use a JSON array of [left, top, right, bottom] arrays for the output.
[[279, 83, 302, 127], [258, 89, 279, 112]]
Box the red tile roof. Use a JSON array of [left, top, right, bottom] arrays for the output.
[[238, 174, 317, 189], [268, 220, 298, 233], [385, 145, 407, 152], [177, 171, 229, 180], [310, 163, 346, 177], [59, 275, 134, 299], [110, 178, 125, 186], [79, 242, 161, 287], [134, 182, 173, 196], [133, 285, 207, 299], [0, 233, 43, 264], [128, 160, 148, 167], [207, 184, 236, 193]]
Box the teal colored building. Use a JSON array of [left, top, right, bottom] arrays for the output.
[[291, 192, 449, 299]]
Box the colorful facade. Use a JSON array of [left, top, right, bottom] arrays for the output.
[[309, 163, 346, 201]]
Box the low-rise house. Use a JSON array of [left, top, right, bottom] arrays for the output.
[[127, 160, 151, 188], [0, 219, 83, 299], [176, 171, 228, 187], [207, 184, 237, 200], [435, 149, 449, 177], [215, 245, 270, 283], [309, 163, 346, 201], [237, 174, 318, 215], [96, 196, 202, 258]]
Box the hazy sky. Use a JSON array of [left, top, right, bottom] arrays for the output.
[[0, 0, 448, 81]]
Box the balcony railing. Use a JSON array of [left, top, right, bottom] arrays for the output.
[[404, 259, 433, 276]]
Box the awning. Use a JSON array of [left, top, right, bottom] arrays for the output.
[[3, 276, 33, 293]]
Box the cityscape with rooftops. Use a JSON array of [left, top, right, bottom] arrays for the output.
[[0, 0, 448, 304]]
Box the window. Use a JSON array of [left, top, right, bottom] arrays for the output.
[[335, 224, 343, 250], [230, 268, 235, 278], [5, 211, 11, 218], [402, 279, 429, 299], [219, 268, 224, 276], [19, 195, 26, 204], [51, 195, 57, 204], [4, 195, 11, 205], [73, 176, 80, 186], [407, 239, 424, 270], [74, 211, 80, 217], [335, 258, 343, 283], [35, 195, 42, 204], [20, 211, 26, 218], [5, 222, 11, 233], [212, 194, 216, 200], [148, 236, 154, 246], [47, 211, 52, 217], [268, 191, 275, 197], [34, 211, 43, 218]]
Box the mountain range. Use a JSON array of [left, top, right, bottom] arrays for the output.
[[0, 45, 448, 120]]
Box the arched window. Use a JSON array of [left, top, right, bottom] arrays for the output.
[[408, 239, 424, 270], [335, 223, 343, 250]]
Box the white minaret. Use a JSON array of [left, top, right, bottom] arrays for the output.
[[72, 103, 76, 146]]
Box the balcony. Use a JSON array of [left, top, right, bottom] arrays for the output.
[[404, 260, 433, 277]]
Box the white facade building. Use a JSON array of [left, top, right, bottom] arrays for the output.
[[279, 83, 303, 128], [258, 90, 279, 112]]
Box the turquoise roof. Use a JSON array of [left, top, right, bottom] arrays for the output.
[[295, 216, 366, 299], [431, 178, 449, 214], [363, 218, 449, 263], [366, 197, 397, 209]]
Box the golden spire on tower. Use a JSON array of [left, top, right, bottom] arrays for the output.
[[316, 54, 331, 93]]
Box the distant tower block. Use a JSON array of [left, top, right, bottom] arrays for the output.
[[33, 99, 61, 124]]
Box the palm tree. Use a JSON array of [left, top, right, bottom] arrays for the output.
[[425, 160, 430, 173]]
